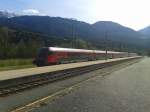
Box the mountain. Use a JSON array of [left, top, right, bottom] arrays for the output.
[[92, 21, 144, 44], [0, 16, 144, 41], [0, 15, 148, 54], [0, 10, 17, 18], [0, 16, 94, 39], [139, 26, 150, 38]]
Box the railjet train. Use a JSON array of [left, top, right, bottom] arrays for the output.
[[33, 47, 137, 66]]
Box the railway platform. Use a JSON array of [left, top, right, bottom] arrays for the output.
[[0, 56, 141, 81], [0, 56, 141, 95], [0, 56, 142, 112]]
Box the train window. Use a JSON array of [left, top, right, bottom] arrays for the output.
[[48, 51, 53, 55]]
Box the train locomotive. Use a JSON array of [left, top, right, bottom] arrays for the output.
[[33, 47, 137, 66]]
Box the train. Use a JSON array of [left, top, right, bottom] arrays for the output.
[[33, 47, 137, 66]]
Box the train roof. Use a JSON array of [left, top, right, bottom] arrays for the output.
[[49, 47, 96, 53], [48, 47, 124, 54]]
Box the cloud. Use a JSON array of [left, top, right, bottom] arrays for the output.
[[23, 9, 40, 14]]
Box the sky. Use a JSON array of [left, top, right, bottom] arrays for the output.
[[0, 0, 150, 30]]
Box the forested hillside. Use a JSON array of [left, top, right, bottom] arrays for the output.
[[0, 27, 93, 59], [0, 15, 149, 59], [0, 27, 43, 59]]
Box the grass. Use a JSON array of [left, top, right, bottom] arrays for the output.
[[0, 59, 36, 71]]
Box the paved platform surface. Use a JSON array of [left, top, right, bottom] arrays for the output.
[[29, 58, 150, 112], [0, 57, 138, 81], [0, 58, 140, 112]]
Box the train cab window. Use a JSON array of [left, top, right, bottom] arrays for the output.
[[38, 48, 49, 57]]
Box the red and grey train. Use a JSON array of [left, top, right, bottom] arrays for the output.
[[33, 47, 137, 66]]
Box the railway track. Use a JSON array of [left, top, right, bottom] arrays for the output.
[[0, 58, 141, 97]]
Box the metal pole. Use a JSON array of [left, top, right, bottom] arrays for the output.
[[71, 23, 77, 48], [71, 23, 74, 48], [105, 23, 108, 60]]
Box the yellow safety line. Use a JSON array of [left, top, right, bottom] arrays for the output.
[[11, 74, 106, 112]]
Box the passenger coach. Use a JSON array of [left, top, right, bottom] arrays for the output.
[[33, 47, 136, 66]]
